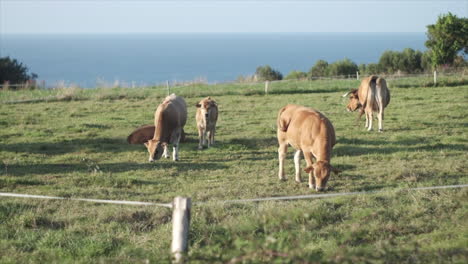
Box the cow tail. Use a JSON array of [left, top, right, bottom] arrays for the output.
[[277, 106, 290, 132]]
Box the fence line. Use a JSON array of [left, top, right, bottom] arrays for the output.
[[2, 69, 466, 90], [196, 184, 468, 205], [0, 192, 172, 208], [1, 183, 467, 207], [1, 183, 467, 261]]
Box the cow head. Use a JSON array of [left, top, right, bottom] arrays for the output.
[[144, 139, 166, 162], [196, 97, 217, 120], [343, 89, 361, 112], [304, 161, 341, 191]]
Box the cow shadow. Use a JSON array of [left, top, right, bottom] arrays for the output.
[[0, 135, 200, 156], [2, 161, 228, 177], [0, 138, 131, 155], [334, 136, 468, 156]]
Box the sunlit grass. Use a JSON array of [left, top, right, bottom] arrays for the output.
[[0, 76, 467, 262]]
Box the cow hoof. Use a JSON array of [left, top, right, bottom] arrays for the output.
[[295, 179, 301, 183], [308, 184, 314, 189], [378, 129, 383, 133], [279, 178, 287, 181], [198, 146, 203, 150]]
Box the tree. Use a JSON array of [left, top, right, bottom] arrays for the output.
[[285, 70, 307, 80], [308, 60, 329, 78], [328, 58, 358, 77], [0, 56, 38, 84], [425, 12, 468, 68], [255, 65, 283, 81]]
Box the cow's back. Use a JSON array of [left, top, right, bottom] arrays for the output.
[[358, 76, 390, 112], [278, 104, 335, 149], [163, 94, 187, 128]]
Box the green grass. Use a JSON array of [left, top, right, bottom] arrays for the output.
[[0, 76, 467, 263]]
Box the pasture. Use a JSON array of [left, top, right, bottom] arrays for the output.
[[0, 76, 467, 263]]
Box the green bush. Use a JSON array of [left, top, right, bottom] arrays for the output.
[[0, 56, 37, 85], [328, 58, 358, 77], [308, 60, 329, 78], [284, 70, 307, 80], [255, 65, 283, 81]]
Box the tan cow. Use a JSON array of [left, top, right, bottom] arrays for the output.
[[343, 75, 390, 132], [129, 94, 187, 162], [195, 97, 218, 149], [277, 104, 340, 191], [127, 125, 186, 144]]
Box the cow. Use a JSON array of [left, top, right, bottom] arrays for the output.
[[127, 94, 187, 162], [277, 104, 340, 191], [343, 75, 390, 132], [195, 97, 218, 149], [127, 125, 186, 145]]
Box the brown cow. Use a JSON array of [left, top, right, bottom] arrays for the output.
[[343, 75, 390, 132], [130, 94, 187, 162], [127, 125, 186, 144], [195, 97, 218, 149], [277, 104, 340, 191]]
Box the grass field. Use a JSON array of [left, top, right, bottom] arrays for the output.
[[0, 76, 467, 263]]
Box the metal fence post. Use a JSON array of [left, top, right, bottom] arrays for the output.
[[433, 71, 437, 85], [171, 197, 191, 263], [265, 81, 269, 95]]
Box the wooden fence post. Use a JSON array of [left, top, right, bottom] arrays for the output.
[[433, 71, 437, 85], [356, 71, 359, 80], [166, 80, 170, 95], [171, 197, 191, 263], [265, 81, 269, 95]]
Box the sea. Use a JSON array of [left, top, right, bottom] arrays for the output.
[[1, 33, 427, 88]]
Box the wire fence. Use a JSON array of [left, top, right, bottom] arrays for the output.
[[1, 183, 467, 261], [2, 68, 466, 91]]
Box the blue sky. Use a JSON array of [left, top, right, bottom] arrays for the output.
[[1, 0, 467, 34]]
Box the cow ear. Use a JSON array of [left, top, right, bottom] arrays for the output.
[[210, 101, 217, 107], [304, 166, 313, 173], [195, 103, 201, 108], [144, 142, 149, 147]]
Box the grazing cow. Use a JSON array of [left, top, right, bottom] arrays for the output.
[[195, 97, 218, 149], [343, 75, 390, 132], [127, 125, 186, 144], [277, 104, 340, 191], [128, 94, 187, 162]]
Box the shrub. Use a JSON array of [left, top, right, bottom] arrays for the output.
[[255, 65, 283, 81], [285, 70, 307, 80], [308, 60, 329, 78], [328, 58, 358, 77], [0, 56, 37, 85]]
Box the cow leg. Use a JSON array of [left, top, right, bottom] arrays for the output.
[[365, 112, 369, 128], [294, 150, 302, 183], [378, 107, 384, 132], [207, 130, 211, 148], [210, 127, 216, 146], [172, 133, 181, 161], [367, 111, 373, 131], [278, 143, 288, 181], [303, 151, 315, 189], [203, 131, 208, 146], [163, 145, 170, 159], [197, 127, 204, 150]]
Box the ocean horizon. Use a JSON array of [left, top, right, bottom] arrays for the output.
[[1, 32, 427, 88]]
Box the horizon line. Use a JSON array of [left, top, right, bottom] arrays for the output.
[[1, 31, 427, 35]]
